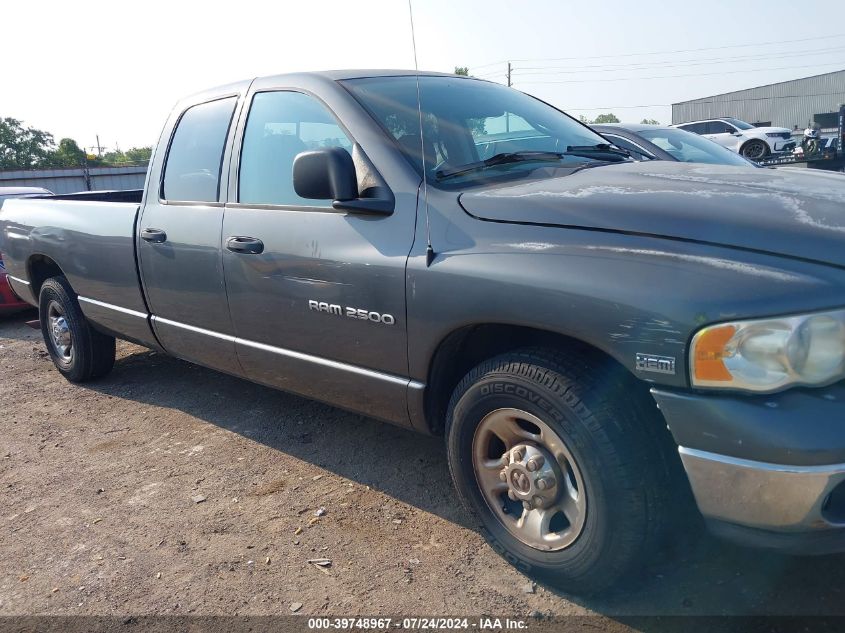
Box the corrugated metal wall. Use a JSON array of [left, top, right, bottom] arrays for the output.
[[672, 70, 845, 129], [0, 165, 148, 194]]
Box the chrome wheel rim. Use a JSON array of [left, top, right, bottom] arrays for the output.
[[47, 301, 73, 362], [472, 408, 587, 551]]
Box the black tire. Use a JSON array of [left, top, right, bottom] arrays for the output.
[[39, 276, 116, 382], [740, 139, 769, 160], [445, 347, 675, 595]]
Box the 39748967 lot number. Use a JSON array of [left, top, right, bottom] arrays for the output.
[[308, 618, 473, 630]]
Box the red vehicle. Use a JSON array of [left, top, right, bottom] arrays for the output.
[[0, 251, 31, 315], [0, 187, 51, 315]]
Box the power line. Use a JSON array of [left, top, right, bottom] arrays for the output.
[[516, 61, 845, 84], [513, 45, 845, 75], [473, 45, 845, 80], [559, 91, 845, 111], [469, 32, 845, 69]]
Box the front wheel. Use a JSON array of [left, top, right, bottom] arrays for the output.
[[445, 349, 673, 595], [39, 276, 116, 382], [740, 139, 769, 160]]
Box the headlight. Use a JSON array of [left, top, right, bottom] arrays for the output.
[[690, 309, 845, 392]]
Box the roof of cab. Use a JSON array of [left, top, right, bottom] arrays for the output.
[[180, 69, 471, 105], [264, 69, 459, 81]]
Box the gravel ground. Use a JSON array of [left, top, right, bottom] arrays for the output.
[[2, 310, 845, 625]]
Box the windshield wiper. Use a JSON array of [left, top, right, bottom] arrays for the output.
[[435, 146, 630, 181], [435, 151, 568, 181], [565, 144, 632, 160]]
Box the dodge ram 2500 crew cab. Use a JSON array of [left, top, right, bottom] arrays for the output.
[[3, 70, 845, 594]]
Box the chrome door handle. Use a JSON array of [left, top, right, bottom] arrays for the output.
[[140, 228, 167, 243], [226, 236, 264, 254]]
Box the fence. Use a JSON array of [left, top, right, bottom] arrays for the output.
[[0, 164, 148, 194]]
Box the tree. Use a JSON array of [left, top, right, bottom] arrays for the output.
[[640, 118, 660, 125], [577, 113, 621, 124], [454, 66, 470, 76], [49, 138, 88, 167], [101, 146, 152, 166], [0, 117, 56, 169], [123, 147, 152, 163]]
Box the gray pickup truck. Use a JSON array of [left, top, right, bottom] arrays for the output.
[[3, 70, 845, 594]]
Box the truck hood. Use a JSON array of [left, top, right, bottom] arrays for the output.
[[459, 161, 845, 267]]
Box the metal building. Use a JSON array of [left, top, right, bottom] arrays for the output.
[[672, 69, 845, 131], [0, 164, 147, 194]]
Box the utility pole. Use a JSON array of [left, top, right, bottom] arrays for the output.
[[506, 61, 512, 87]]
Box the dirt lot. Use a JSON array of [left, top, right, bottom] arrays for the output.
[[2, 311, 845, 624]]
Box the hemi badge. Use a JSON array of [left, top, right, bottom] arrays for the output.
[[635, 353, 676, 375]]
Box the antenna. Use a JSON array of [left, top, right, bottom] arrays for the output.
[[407, 0, 435, 267]]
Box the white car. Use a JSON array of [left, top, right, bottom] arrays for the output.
[[671, 117, 795, 160]]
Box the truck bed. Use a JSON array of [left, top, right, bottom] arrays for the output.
[[44, 189, 144, 203], [0, 195, 157, 347]]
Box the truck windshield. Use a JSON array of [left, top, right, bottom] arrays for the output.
[[342, 75, 618, 186]]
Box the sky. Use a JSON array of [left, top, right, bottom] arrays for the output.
[[4, 0, 845, 152]]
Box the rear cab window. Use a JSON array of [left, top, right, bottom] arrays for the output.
[[162, 97, 237, 202]]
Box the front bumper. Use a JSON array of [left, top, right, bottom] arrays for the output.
[[653, 384, 845, 553], [772, 139, 797, 153]]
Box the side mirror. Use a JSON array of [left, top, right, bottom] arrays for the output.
[[293, 147, 358, 202], [292, 147, 394, 215]]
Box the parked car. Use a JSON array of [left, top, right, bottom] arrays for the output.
[[0, 187, 51, 315], [3, 71, 845, 594], [671, 117, 795, 160], [592, 123, 756, 166]]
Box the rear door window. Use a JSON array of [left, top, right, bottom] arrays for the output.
[[679, 123, 706, 134], [706, 121, 732, 135], [162, 97, 237, 202]]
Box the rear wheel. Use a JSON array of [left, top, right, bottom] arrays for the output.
[[39, 276, 115, 382], [446, 348, 674, 595], [740, 139, 768, 160]]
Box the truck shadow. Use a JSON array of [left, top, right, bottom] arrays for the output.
[[88, 346, 845, 618]]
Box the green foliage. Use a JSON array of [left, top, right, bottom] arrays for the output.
[[578, 113, 621, 124], [454, 66, 470, 76], [640, 118, 660, 125], [0, 117, 55, 169], [100, 146, 153, 165], [591, 113, 620, 124], [49, 138, 88, 167], [1, 116, 152, 170]]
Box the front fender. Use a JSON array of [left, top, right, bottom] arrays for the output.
[[407, 222, 845, 390]]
